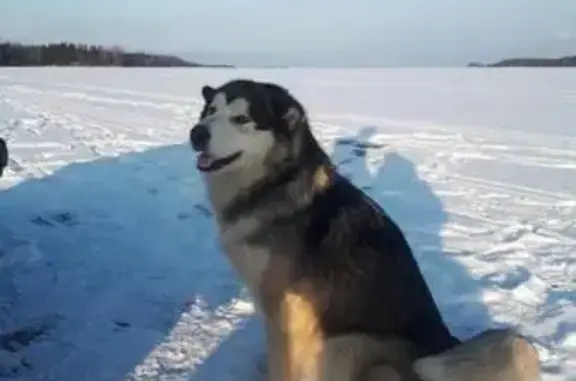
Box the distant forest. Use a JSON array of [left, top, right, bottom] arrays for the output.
[[469, 55, 576, 67], [0, 41, 232, 68]]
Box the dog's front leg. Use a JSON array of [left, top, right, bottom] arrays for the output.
[[265, 321, 293, 381], [265, 321, 324, 381]]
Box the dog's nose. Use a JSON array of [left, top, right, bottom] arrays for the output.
[[190, 123, 210, 151]]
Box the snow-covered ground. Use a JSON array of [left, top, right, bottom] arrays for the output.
[[0, 67, 574, 381]]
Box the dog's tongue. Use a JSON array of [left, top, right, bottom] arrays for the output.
[[197, 153, 214, 169]]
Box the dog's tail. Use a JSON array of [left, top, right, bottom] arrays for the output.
[[411, 328, 542, 381], [362, 328, 541, 381]]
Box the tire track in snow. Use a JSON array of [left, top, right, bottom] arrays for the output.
[[0, 76, 201, 107], [0, 86, 200, 177], [4, 83, 199, 144]]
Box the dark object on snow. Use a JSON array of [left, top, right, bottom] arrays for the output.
[[0, 137, 8, 176]]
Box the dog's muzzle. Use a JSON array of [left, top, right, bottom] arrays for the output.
[[189, 123, 210, 152], [189, 123, 242, 172]]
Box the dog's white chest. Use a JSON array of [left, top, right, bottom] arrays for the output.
[[219, 219, 272, 293]]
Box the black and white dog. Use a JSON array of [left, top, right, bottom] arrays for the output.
[[188, 78, 542, 381]]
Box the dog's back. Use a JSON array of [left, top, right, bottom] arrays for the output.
[[277, 170, 459, 355]]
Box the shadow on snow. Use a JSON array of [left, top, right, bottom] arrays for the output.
[[0, 143, 244, 380]]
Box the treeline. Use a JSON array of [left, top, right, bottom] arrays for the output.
[[469, 55, 576, 68], [0, 41, 202, 67]]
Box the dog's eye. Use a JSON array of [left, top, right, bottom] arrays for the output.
[[231, 115, 251, 125], [206, 106, 217, 115]]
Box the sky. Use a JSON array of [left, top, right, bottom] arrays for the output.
[[1, 0, 575, 67]]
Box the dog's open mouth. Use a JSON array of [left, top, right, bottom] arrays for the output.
[[196, 151, 242, 172]]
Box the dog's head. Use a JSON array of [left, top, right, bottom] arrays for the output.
[[189, 79, 307, 175]]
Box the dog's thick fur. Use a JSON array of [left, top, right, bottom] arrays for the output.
[[189, 79, 542, 381]]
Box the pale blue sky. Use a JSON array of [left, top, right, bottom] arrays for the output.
[[1, 0, 575, 66]]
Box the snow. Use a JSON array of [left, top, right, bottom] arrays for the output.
[[0, 67, 575, 381]]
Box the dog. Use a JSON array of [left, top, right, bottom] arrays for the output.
[[0, 137, 7, 177], [188, 79, 542, 381]]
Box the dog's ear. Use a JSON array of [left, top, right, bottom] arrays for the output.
[[201, 85, 215, 103], [263, 83, 304, 131], [281, 107, 303, 131]]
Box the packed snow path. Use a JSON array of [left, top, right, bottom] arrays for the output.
[[0, 68, 574, 381]]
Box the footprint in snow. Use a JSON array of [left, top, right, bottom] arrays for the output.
[[0, 317, 60, 378], [176, 204, 212, 220], [334, 136, 386, 161], [30, 212, 79, 227], [481, 266, 531, 290], [194, 204, 212, 217]]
